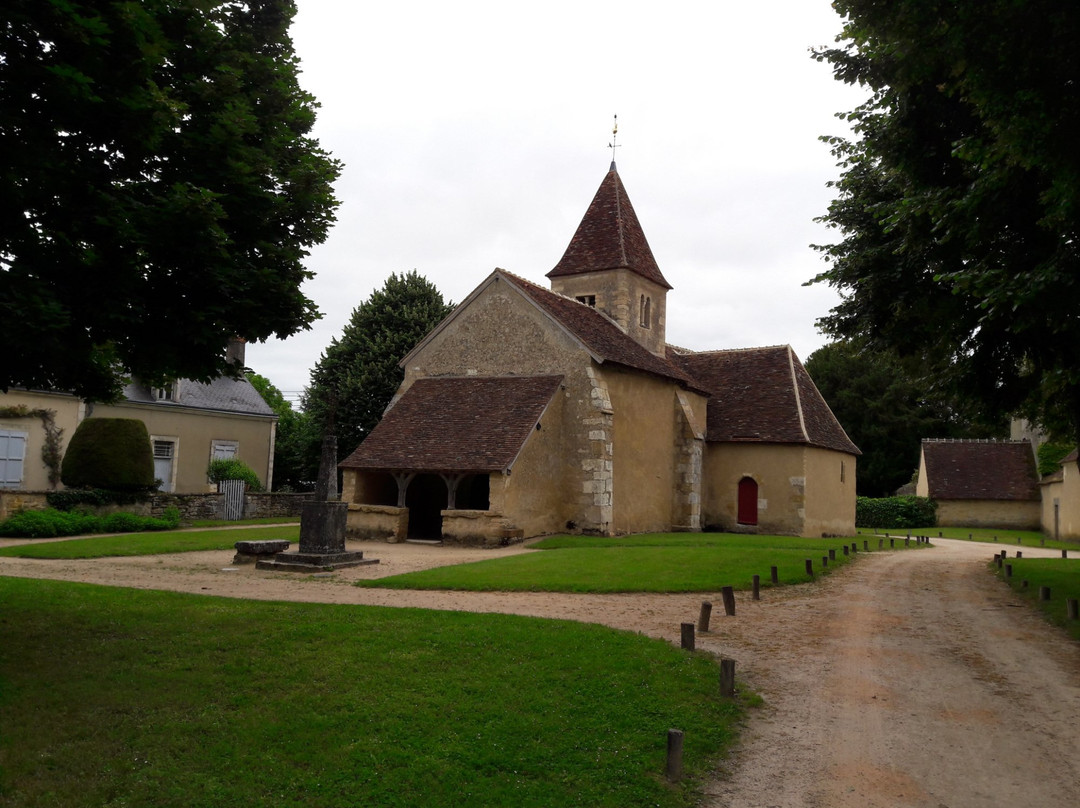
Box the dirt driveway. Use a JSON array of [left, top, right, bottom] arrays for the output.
[[1, 536, 1078, 806]]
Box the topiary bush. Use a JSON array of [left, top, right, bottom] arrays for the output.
[[61, 418, 156, 492], [856, 496, 937, 529], [206, 458, 264, 492]]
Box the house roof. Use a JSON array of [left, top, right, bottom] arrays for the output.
[[546, 165, 672, 289], [920, 440, 1039, 501], [339, 375, 563, 474], [122, 377, 274, 417], [670, 345, 861, 455]]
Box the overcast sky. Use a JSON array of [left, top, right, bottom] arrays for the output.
[[245, 0, 867, 401]]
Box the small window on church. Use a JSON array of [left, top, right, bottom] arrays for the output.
[[841, 460, 845, 483], [640, 295, 651, 328], [576, 295, 596, 307]]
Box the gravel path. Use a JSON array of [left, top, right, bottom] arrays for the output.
[[2, 536, 1078, 806]]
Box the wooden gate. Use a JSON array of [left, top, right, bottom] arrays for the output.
[[220, 479, 245, 521]]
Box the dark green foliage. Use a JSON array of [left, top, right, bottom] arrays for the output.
[[0, 506, 179, 538], [856, 496, 937, 530], [806, 340, 1003, 496], [1037, 442, 1074, 477], [206, 458, 264, 492], [60, 418, 155, 492], [0, 0, 341, 400], [47, 487, 149, 510], [812, 1, 1080, 445], [303, 271, 453, 470], [248, 371, 313, 490]]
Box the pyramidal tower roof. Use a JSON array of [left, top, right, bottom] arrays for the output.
[[547, 163, 672, 289]]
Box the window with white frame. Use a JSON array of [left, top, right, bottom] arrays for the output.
[[210, 440, 239, 461], [0, 428, 29, 489], [151, 437, 178, 493]]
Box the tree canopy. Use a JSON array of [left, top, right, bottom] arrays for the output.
[[805, 340, 1001, 496], [1, 0, 341, 401], [248, 370, 313, 490], [303, 271, 453, 467], [811, 1, 1080, 443]]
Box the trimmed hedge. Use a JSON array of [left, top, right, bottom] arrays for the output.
[[61, 418, 155, 492], [47, 488, 150, 511], [856, 496, 937, 529], [0, 507, 180, 538]]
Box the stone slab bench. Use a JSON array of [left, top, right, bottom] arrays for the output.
[[233, 539, 291, 564]]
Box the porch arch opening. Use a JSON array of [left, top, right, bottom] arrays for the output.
[[405, 473, 447, 539]]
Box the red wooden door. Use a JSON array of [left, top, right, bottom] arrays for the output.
[[737, 477, 758, 525]]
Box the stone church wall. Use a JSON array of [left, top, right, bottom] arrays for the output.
[[701, 443, 808, 536], [801, 446, 857, 536]]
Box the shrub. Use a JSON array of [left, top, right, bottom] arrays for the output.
[[206, 458, 264, 492], [46, 487, 150, 511], [61, 419, 156, 492], [1037, 442, 1074, 477], [0, 508, 178, 538], [856, 496, 937, 529]]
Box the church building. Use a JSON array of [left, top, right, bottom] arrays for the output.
[[339, 163, 859, 543]]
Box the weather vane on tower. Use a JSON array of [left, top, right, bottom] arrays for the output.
[[608, 114, 620, 168]]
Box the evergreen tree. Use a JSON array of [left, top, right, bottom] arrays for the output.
[[248, 371, 313, 491], [1, 1, 341, 400], [811, 1, 1080, 443], [302, 272, 453, 471]]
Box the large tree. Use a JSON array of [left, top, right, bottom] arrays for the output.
[[1, 0, 340, 401], [303, 271, 453, 468], [248, 370, 313, 491], [806, 340, 1002, 496], [811, 2, 1080, 444]]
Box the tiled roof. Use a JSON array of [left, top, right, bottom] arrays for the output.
[[921, 440, 1039, 501], [501, 272, 705, 392], [339, 375, 563, 473], [122, 377, 274, 417], [670, 345, 861, 455], [547, 166, 672, 289]]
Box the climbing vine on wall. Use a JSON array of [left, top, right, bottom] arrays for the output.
[[0, 405, 65, 488]]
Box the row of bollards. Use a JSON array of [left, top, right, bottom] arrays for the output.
[[994, 550, 1079, 621]]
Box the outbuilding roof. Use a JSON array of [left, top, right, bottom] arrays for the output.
[[670, 345, 861, 455], [339, 375, 563, 474], [920, 440, 1039, 501]]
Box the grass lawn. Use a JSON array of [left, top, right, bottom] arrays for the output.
[[0, 525, 300, 559], [857, 525, 1067, 549], [188, 516, 301, 527], [994, 557, 1080, 642], [0, 577, 742, 808], [358, 533, 912, 594]]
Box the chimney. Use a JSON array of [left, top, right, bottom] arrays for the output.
[[226, 336, 247, 368]]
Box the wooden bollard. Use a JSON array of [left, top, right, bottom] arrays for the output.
[[1022, 580, 1029, 589], [843, 545, 850, 555], [805, 559, 814, 577], [863, 540, 869, 551], [698, 602, 713, 633], [1001, 549, 1007, 558], [1063, 549, 1069, 559], [1067, 599, 1078, 621], [822, 556, 829, 568], [1005, 564, 1012, 578], [890, 538, 895, 548], [721, 586, 736, 616], [938, 531, 942, 538], [681, 622, 695, 651], [995, 554, 1003, 568], [1039, 586, 1051, 602], [719, 658, 736, 698], [1016, 551, 1023, 559], [666, 729, 684, 782], [904, 538, 910, 547], [770, 565, 779, 584], [851, 542, 857, 553], [1017, 536, 1021, 545], [752, 574, 761, 601], [829, 548, 836, 560], [878, 538, 884, 549]]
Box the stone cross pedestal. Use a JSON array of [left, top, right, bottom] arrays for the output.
[[257, 435, 378, 573]]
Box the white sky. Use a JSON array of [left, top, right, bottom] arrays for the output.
[[245, 0, 866, 402]]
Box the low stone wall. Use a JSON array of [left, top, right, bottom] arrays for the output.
[[0, 491, 49, 521], [346, 503, 408, 542], [0, 489, 312, 523], [441, 509, 523, 547]]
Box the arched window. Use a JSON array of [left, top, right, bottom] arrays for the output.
[[640, 295, 651, 328], [737, 477, 758, 526]]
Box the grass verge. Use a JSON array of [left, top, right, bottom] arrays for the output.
[[0, 525, 300, 559], [358, 533, 916, 593], [993, 557, 1080, 642], [858, 525, 1061, 548], [188, 516, 301, 527], [0, 577, 741, 808]]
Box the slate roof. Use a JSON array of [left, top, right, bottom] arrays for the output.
[[500, 272, 706, 392], [920, 440, 1039, 501], [339, 375, 563, 473], [547, 165, 672, 289], [670, 345, 861, 455], [122, 377, 274, 417]]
